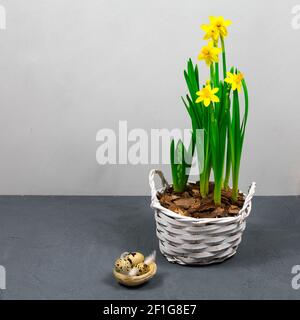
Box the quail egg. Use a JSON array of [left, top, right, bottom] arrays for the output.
[[135, 262, 150, 276], [125, 252, 144, 266], [114, 258, 131, 274]]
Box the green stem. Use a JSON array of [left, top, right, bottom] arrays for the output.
[[204, 156, 211, 195], [210, 64, 215, 85], [200, 172, 206, 198], [200, 153, 211, 198], [220, 36, 227, 80], [213, 40, 219, 86], [206, 165, 211, 194], [214, 178, 222, 207], [200, 162, 209, 198], [224, 107, 231, 190], [232, 164, 240, 202], [200, 106, 211, 198], [215, 63, 219, 87], [223, 139, 231, 190]]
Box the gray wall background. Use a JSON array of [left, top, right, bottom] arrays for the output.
[[0, 0, 299, 195]]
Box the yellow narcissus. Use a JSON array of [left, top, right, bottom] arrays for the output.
[[225, 72, 244, 92], [201, 24, 219, 42], [208, 16, 232, 38], [198, 41, 221, 66], [195, 83, 220, 107]]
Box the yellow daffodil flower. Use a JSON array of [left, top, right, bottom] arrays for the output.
[[209, 16, 232, 38], [225, 72, 244, 91], [195, 84, 220, 107], [201, 24, 219, 42], [198, 41, 221, 66]]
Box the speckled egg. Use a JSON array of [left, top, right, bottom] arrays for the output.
[[135, 262, 150, 276], [114, 258, 131, 274], [125, 252, 144, 266]]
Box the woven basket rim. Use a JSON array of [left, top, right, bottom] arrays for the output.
[[149, 169, 256, 224]]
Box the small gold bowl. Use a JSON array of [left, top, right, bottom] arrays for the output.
[[113, 262, 157, 287]]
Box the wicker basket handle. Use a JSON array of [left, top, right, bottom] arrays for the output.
[[240, 181, 256, 222], [149, 169, 170, 205]]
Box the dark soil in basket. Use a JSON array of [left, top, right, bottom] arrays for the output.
[[157, 182, 245, 219]]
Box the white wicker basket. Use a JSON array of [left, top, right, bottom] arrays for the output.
[[149, 169, 256, 265]]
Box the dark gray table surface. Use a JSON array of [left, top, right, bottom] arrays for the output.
[[0, 196, 299, 300]]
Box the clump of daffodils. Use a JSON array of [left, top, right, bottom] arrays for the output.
[[171, 16, 249, 205]]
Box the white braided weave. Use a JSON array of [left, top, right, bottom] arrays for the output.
[[149, 169, 256, 265]]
